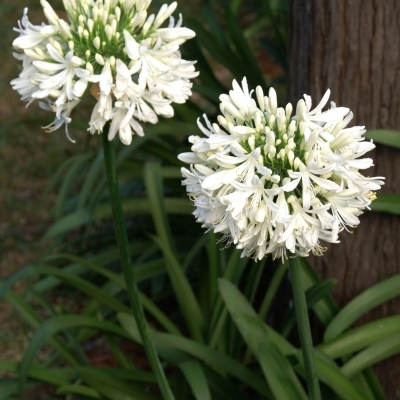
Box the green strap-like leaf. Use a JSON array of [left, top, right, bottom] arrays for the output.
[[324, 274, 400, 341], [370, 194, 400, 215], [300, 258, 338, 326], [0, 280, 78, 366], [78, 368, 159, 400], [0, 265, 131, 314], [118, 312, 272, 398], [225, 8, 268, 92], [179, 360, 212, 400], [145, 162, 204, 342], [56, 385, 101, 399], [312, 352, 366, 400], [279, 278, 338, 337], [218, 278, 296, 356], [258, 341, 308, 400], [53, 153, 93, 220], [18, 315, 133, 395], [218, 279, 368, 400], [365, 129, 400, 149], [0, 360, 69, 387], [341, 332, 400, 378], [44, 208, 92, 238], [320, 315, 400, 358]]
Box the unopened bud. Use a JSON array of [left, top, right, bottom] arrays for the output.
[[95, 53, 105, 65], [285, 102, 293, 120], [271, 175, 280, 183], [93, 36, 101, 49], [115, 6, 121, 21], [256, 86, 264, 111], [86, 61, 94, 74], [87, 19, 94, 32], [105, 25, 113, 41]]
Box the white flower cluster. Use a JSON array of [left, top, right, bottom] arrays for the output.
[[11, 0, 198, 144], [179, 78, 384, 261]]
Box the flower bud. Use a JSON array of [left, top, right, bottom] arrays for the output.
[[95, 53, 105, 65], [256, 86, 264, 111], [285, 102, 293, 120]]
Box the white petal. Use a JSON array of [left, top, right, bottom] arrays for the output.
[[123, 30, 140, 59], [178, 152, 203, 164]]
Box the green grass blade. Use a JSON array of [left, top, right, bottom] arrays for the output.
[[320, 315, 400, 358], [258, 341, 308, 400], [179, 360, 212, 400], [341, 332, 400, 378], [365, 129, 400, 149], [324, 274, 400, 341]]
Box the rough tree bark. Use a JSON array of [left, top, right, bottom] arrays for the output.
[[288, 0, 400, 397]]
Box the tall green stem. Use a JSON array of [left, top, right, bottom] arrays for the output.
[[102, 130, 175, 400], [288, 256, 321, 400]]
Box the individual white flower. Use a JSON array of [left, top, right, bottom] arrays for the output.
[[11, 0, 198, 144], [179, 78, 385, 262]]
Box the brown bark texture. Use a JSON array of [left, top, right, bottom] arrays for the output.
[[288, 0, 400, 397]]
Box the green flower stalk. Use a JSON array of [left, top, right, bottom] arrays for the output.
[[102, 127, 175, 399]]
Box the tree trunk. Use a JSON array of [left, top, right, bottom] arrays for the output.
[[288, 0, 400, 397]]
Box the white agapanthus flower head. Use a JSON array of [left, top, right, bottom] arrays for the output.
[[11, 0, 198, 145], [179, 78, 384, 262]]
